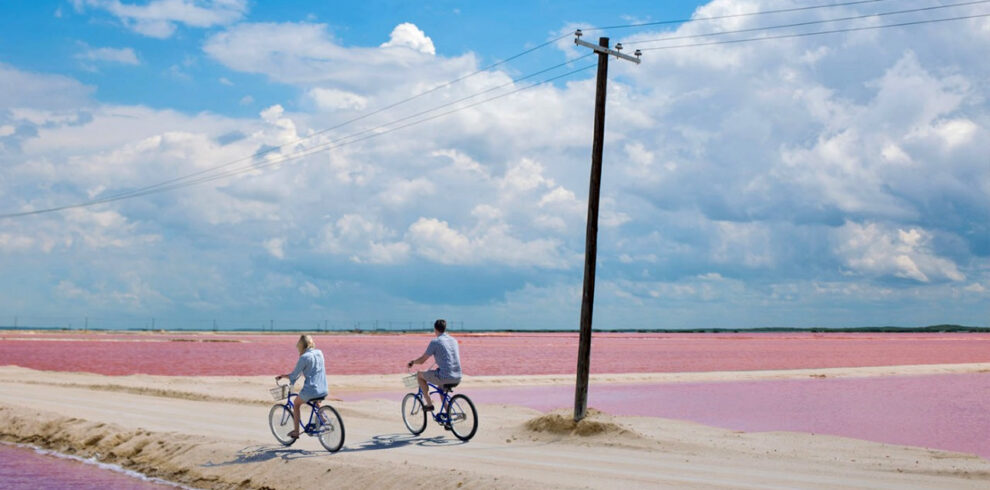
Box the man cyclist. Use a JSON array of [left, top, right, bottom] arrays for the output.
[[407, 319, 461, 412]]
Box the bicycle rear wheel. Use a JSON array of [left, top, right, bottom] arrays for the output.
[[268, 404, 296, 446], [448, 394, 478, 441], [402, 393, 427, 435], [316, 405, 345, 453]]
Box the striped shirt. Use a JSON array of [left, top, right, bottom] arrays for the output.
[[424, 333, 462, 380]]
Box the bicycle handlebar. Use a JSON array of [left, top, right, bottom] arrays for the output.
[[406, 363, 437, 373]]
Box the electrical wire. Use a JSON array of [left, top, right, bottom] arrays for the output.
[[638, 11, 990, 51], [581, 0, 894, 31], [627, 0, 990, 46], [21, 1, 911, 213], [0, 54, 591, 219], [70, 33, 576, 207], [0, 62, 598, 218], [2, 1, 982, 219]]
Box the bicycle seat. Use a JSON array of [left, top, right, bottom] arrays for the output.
[[308, 396, 326, 403], [442, 381, 460, 392]]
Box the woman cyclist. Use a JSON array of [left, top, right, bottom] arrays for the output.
[[275, 334, 328, 439]]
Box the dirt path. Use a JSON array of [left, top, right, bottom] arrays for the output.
[[2, 371, 989, 489]]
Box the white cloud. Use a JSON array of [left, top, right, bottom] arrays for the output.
[[76, 46, 140, 65], [931, 118, 978, 149], [307, 87, 367, 111], [380, 22, 436, 55], [299, 281, 320, 297], [264, 237, 285, 259], [379, 177, 435, 207], [0, 62, 94, 110], [0, 233, 35, 252], [834, 222, 965, 283], [406, 217, 567, 268], [500, 158, 552, 193], [73, 0, 248, 38], [203, 21, 471, 92], [362, 241, 411, 265]]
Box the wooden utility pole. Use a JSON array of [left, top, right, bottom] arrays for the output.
[[573, 32, 641, 422]]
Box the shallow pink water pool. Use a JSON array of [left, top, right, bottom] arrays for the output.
[[0, 444, 175, 489], [353, 373, 989, 459]]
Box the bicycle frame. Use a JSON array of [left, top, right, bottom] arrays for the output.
[[280, 391, 326, 433], [416, 382, 455, 424]]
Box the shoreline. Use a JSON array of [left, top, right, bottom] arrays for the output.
[[0, 441, 189, 489], [3, 324, 989, 334]]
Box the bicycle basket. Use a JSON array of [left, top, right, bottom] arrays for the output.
[[402, 374, 419, 389], [269, 385, 290, 400]]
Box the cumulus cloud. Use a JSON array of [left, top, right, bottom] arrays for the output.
[[75, 46, 140, 65], [380, 22, 436, 55], [264, 237, 285, 259], [306, 87, 367, 111], [72, 0, 248, 38], [406, 217, 568, 269], [203, 21, 471, 93], [0, 62, 94, 110], [834, 222, 965, 283]]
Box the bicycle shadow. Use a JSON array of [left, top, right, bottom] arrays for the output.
[[338, 433, 466, 454], [202, 433, 465, 467], [201, 444, 328, 467]]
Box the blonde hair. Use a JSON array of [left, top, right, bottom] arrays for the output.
[[298, 334, 315, 351]]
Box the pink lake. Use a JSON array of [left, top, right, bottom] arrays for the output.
[[2, 331, 989, 376]]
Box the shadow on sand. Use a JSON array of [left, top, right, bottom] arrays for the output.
[[340, 433, 466, 453], [203, 434, 466, 467]]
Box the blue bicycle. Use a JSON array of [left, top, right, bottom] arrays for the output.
[[268, 383, 345, 452], [401, 372, 478, 441]]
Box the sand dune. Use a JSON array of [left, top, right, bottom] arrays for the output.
[[1, 366, 989, 488]]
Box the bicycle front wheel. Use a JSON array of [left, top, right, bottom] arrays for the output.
[[402, 393, 427, 435], [316, 405, 345, 453], [448, 394, 478, 441], [268, 404, 296, 446]]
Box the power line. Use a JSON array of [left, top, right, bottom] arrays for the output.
[[582, 0, 894, 31], [72, 33, 576, 208], [639, 11, 990, 51], [0, 54, 591, 219], [627, 0, 990, 45], [0, 63, 598, 219], [1, 2, 981, 219], [123, 63, 599, 194], [109, 59, 597, 196], [7, 2, 905, 216]]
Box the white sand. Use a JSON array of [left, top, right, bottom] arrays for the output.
[[1, 364, 989, 489]]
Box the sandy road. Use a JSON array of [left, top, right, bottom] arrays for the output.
[[2, 372, 990, 489]]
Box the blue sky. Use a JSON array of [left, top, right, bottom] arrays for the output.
[[0, 0, 987, 330]]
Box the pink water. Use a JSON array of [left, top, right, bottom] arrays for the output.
[[0, 444, 174, 489], [2, 332, 989, 468], [2, 331, 989, 375], [345, 373, 990, 459]]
